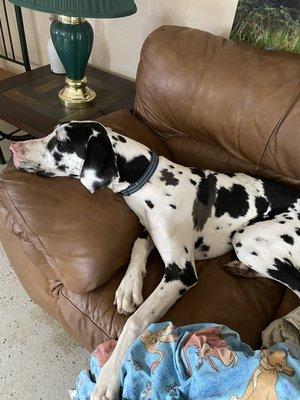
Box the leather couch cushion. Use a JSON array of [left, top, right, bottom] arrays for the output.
[[135, 26, 300, 188], [166, 136, 258, 175], [59, 250, 300, 350], [0, 110, 171, 294]]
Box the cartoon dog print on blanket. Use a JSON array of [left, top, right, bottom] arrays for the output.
[[231, 349, 295, 400]]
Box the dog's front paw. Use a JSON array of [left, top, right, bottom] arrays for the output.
[[91, 364, 120, 400], [114, 272, 144, 315]]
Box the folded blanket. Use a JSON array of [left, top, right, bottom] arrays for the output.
[[72, 322, 300, 400], [262, 306, 300, 358]]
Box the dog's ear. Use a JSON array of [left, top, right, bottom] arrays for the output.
[[80, 130, 117, 193]]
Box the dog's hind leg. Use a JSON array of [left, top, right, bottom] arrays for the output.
[[114, 229, 154, 315], [231, 219, 300, 298]]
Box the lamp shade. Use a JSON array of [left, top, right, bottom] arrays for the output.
[[9, 0, 137, 18]]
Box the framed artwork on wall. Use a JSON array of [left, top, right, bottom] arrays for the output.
[[230, 0, 299, 53]]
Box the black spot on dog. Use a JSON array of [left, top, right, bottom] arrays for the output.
[[145, 200, 154, 209], [190, 168, 205, 178], [190, 179, 197, 186], [268, 258, 300, 291], [202, 244, 210, 252], [169, 165, 174, 169], [279, 221, 286, 224], [192, 173, 217, 231], [160, 169, 179, 186], [225, 172, 236, 177], [35, 169, 55, 177], [239, 229, 244, 234], [179, 288, 187, 296], [117, 154, 150, 184], [262, 178, 299, 218], [117, 135, 127, 143], [284, 216, 293, 220], [47, 137, 57, 152], [57, 165, 66, 172], [184, 246, 188, 254], [139, 229, 148, 239], [169, 204, 177, 209], [178, 171, 183, 174], [63, 121, 108, 159], [53, 152, 63, 163], [165, 193, 171, 197], [216, 226, 220, 230], [195, 237, 210, 252], [235, 242, 242, 247], [230, 230, 237, 239], [295, 228, 300, 236], [165, 261, 197, 287], [112, 135, 118, 141], [255, 196, 269, 216], [215, 184, 249, 219], [281, 234, 294, 245], [251, 251, 258, 256], [195, 237, 203, 248], [197, 174, 217, 206]]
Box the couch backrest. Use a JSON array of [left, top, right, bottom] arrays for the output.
[[134, 26, 300, 188]]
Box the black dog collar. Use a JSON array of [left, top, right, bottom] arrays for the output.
[[120, 153, 159, 196]]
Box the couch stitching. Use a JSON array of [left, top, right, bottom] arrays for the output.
[[60, 290, 112, 340], [135, 95, 184, 139], [257, 80, 300, 176], [187, 38, 227, 135]]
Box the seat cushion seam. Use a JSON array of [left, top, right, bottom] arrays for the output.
[[60, 289, 112, 341], [187, 38, 227, 134], [257, 80, 300, 176]]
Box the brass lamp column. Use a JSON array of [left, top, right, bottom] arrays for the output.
[[50, 16, 96, 108], [9, 0, 137, 108]]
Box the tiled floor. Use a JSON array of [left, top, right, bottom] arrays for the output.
[[0, 119, 90, 399]]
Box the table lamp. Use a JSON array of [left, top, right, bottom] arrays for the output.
[[9, 0, 137, 108]]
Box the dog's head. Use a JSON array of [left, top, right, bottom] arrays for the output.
[[10, 121, 118, 193], [261, 349, 295, 376]]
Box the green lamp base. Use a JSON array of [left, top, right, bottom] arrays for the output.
[[51, 16, 95, 109]]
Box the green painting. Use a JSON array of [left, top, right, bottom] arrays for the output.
[[230, 0, 299, 53]]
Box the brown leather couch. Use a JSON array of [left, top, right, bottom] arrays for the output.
[[0, 26, 299, 352]]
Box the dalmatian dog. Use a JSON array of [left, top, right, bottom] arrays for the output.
[[10, 121, 300, 400]]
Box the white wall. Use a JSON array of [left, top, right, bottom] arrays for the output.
[[1, 0, 239, 79]]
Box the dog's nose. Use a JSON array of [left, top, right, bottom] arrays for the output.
[[10, 143, 21, 155]]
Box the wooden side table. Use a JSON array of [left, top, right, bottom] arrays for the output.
[[0, 65, 135, 138]]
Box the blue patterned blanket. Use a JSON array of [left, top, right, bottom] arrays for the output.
[[70, 322, 300, 400]]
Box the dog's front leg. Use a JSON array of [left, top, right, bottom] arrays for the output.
[[91, 254, 197, 400], [114, 230, 154, 315]]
